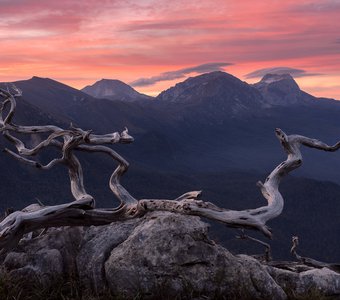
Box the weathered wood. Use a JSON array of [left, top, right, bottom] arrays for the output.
[[0, 86, 340, 254], [236, 229, 272, 262], [138, 129, 340, 237], [291, 236, 340, 272]]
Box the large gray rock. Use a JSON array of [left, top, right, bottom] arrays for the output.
[[3, 226, 83, 283], [268, 265, 340, 298], [104, 212, 286, 299], [77, 219, 142, 293], [4, 248, 63, 284], [1, 211, 339, 299]]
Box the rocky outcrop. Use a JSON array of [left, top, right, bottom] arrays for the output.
[[104, 212, 285, 299], [1, 212, 339, 299], [77, 219, 141, 293], [268, 266, 340, 299]]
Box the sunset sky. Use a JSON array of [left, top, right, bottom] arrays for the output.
[[0, 0, 339, 99]]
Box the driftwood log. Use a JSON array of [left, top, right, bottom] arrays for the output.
[[0, 86, 340, 254]]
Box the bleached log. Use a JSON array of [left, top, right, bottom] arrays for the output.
[[1, 86, 340, 254], [138, 129, 340, 237]]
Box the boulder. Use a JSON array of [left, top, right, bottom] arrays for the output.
[[77, 219, 141, 293], [1, 211, 340, 299], [268, 265, 340, 298], [3, 226, 83, 283], [104, 212, 286, 299]]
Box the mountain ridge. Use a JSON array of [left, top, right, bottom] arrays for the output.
[[3, 71, 339, 107], [2, 71, 340, 262]]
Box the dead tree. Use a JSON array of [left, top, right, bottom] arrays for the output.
[[0, 87, 340, 253]]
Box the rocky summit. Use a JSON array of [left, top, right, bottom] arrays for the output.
[[253, 73, 314, 106], [1, 212, 339, 299], [82, 78, 153, 102]]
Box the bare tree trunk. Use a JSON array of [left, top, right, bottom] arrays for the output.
[[1, 86, 340, 254]]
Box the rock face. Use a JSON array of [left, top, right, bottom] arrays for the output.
[[1, 212, 340, 299], [104, 212, 285, 299], [77, 219, 140, 293], [268, 266, 340, 299], [3, 227, 83, 283]]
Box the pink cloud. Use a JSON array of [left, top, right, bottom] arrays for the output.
[[0, 0, 339, 98]]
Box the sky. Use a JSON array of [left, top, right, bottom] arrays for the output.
[[0, 0, 340, 99]]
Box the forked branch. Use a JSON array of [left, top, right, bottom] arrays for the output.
[[0, 87, 340, 254]]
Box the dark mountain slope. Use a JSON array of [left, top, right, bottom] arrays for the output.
[[4, 72, 340, 182], [5, 77, 155, 133], [7, 76, 93, 122], [0, 97, 75, 212], [143, 72, 340, 182], [1, 72, 340, 262]]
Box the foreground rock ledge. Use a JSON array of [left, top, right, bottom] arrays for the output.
[[1, 212, 339, 299]]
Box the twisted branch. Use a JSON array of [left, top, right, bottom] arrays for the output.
[[0, 86, 339, 254], [138, 129, 340, 237]]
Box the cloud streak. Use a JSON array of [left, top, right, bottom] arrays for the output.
[[291, 1, 340, 13], [245, 67, 321, 79], [130, 62, 232, 87], [0, 1, 339, 99]]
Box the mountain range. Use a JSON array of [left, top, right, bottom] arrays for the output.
[[1, 71, 340, 261]]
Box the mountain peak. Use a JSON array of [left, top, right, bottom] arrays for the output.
[[185, 71, 241, 83], [98, 78, 124, 84], [260, 73, 295, 84], [30, 76, 57, 83], [253, 73, 315, 106], [82, 79, 152, 102], [30, 76, 49, 81], [156, 71, 263, 115], [255, 73, 300, 90]]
